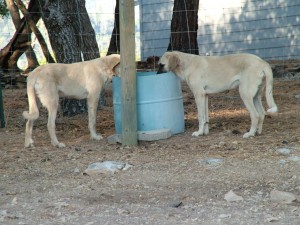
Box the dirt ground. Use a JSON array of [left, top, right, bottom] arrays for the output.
[[0, 74, 300, 224]]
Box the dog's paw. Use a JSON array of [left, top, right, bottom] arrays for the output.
[[24, 139, 34, 148], [192, 131, 203, 137], [92, 134, 103, 141], [24, 143, 34, 148], [57, 142, 66, 148], [51, 141, 66, 148], [267, 106, 278, 113], [243, 132, 255, 138]]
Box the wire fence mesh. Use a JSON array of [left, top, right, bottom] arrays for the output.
[[0, 0, 299, 129]]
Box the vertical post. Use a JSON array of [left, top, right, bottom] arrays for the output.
[[119, 0, 138, 146], [0, 84, 5, 128]]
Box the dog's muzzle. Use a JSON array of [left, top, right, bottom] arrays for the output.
[[157, 63, 166, 74]]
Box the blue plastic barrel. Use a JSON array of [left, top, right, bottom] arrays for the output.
[[112, 71, 185, 135]]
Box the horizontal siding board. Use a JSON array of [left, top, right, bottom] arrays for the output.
[[141, 3, 173, 14], [141, 0, 174, 5], [142, 30, 171, 40], [143, 39, 170, 49], [142, 21, 171, 32], [199, 37, 296, 51], [142, 12, 173, 23]]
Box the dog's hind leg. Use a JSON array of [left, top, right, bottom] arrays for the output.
[[87, 95, 103, 140], [253, 88, 265, 135], [192, 92, 208, 137], [24, 119, 34, 147], [39, 90, 65, 148], [239, 86, 260, 138]]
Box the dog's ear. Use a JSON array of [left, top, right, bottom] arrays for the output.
[[113, 63, 121, 76], [108, 54, 121, 69], [104, 54, 121, 75], [168, 53, 180, 71]]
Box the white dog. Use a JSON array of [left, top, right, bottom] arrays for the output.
[[158, 51, 278, 138], [23, 54, 120, 148]]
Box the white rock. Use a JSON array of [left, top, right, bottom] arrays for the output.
[[278, 159, 286, 165], [224, 190, 244, 202], [276, 148, 291, 155], [219, 214, 231, 219], [287, 156, 300, 162], [84, 161, 133, 175], [74, 167, 80, 173], [11, 197, 17, 205], [200, 158, 224, 167], [270, 190, 297, 204], [266, 216, 280, 222], [117, 208, 130, 215]]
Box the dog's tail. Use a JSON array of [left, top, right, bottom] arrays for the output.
[[23, 75, 39, 121], [264, 64, 278, 113]]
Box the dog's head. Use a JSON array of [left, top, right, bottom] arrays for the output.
[[157, 52, 180, 74]]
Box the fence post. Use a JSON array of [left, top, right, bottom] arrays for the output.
[[119, 0, 138, 146], [0, 83, 5, 128]]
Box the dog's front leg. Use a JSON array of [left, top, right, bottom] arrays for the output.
[[87, 96, 103, 140], [192, 92, 208, 137]]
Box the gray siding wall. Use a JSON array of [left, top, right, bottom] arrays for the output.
[[139, 0, 300, 60], [139, 0, 174, 60]]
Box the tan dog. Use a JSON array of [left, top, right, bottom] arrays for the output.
[[158, 51, 278, 138], [23, 54, 120, 148]]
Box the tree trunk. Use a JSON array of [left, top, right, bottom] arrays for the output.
[[73, 0, 100, 60], [42, 1, 82, 63], [167, 0, 199, 55], [107, 0, 120, 55]]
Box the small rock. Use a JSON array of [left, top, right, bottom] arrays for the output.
[[224, 190, 244, 202], [74, 168, 80, 173], [295, 94, 300, 99], [278, 159, 286, 165], [200, 158, 224, 167], [276, 148, 291, 155], [266, 216, 280, 222], [270, 190, 297, 204], [84, 161, 133, 175], [218, 141, 226, 147], [117, 208, 130, 215], [107, 134, 122, 144], [11, 197, 17, 205], [219, 214, 231, 219], [287, 156, 300, 162], [169, 201, 183, 208]]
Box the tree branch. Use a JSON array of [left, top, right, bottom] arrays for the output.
[[14, 0, 55, 63]]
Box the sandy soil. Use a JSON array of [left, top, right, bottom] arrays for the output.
[[0, 76, 300, 225]]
